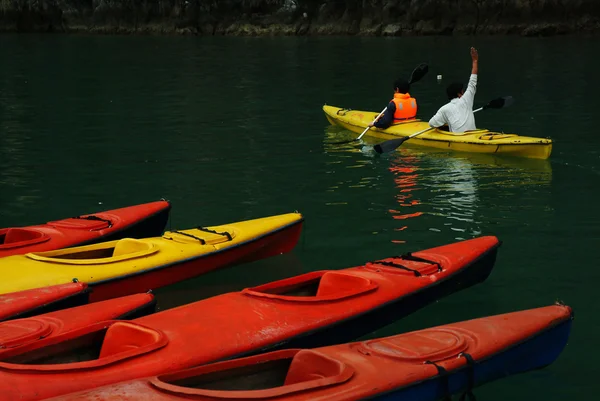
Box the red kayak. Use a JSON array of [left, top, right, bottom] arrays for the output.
[[0, 200, 171, 257], [0, 236, 500, 401], [50, 304, 573, 401], [0, 282, 91, 322], [0, 292, 156, 355]]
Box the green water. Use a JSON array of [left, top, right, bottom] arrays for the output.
[[1, 34, 598, 399]]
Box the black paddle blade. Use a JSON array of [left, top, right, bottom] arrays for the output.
[[485, 96, 514, 109], [374, 137, 409, 154], [408, 63, 429, 84]]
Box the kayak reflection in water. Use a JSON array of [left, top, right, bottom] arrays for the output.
[[368, 79, 418, 129], [429, 47, 479, 133]]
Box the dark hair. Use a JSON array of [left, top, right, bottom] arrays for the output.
[[394, 79, 410, 94], [446, 82, 464, 100]]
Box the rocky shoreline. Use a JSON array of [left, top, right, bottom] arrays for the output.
[[0, 1, 598, 36]]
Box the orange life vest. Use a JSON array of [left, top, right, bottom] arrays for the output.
[[391, 93, 417, 122]]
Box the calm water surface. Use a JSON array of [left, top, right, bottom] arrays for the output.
[[0, 34, 598, 399]]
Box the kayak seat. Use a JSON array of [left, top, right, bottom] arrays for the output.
[[0, 321, 167, 369], [99, 322, 163, 359], [316, 272, 371, 298], [151, 349, 353, 397], [1, 229, 47, 245], [112, 239, 152, 257], [283, 350, 347, 386], [242, 271, 378, 302]]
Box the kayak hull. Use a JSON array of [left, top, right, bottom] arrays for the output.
[[0, 236, 500, 401], [0, 293, 156, 354], [371, 312, 573, 401], [87, 214, 305, 302], [0, 200, 171, 257], [0, 282, 91, 322], [264, 238, 498, 350], [324, 105, 553, 159], [46, 304, 573, 401], [0, 213, 305, 301]]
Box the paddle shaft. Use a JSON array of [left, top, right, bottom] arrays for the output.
[[373, 106, 489, 154], [337, 63, 428, 144], [406, 106, 487, 140], [357, 107, 387, 140]]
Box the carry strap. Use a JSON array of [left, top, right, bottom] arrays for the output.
[[197, 226, 233, 241], [398, 252, 442, 272], [371, 260, 422, 277], [424, 360, 452, 401], [458, 352, 477, 401], [163, 227, 232, 244], [71, 215, 113, 228], [164, 230, 206, 244]]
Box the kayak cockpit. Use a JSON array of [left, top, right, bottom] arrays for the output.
[[0, 228, 50, 249], [25, 238, 158, 264], [150, 349, 353, 397], [0, 321, 167, 369], [242, 271, 378, 302]]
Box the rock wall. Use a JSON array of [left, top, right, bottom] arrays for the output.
[[0, 0, 598, 36]]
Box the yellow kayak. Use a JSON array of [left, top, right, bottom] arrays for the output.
[[323, 105, 552, 159], [0, 212, 304, 302]]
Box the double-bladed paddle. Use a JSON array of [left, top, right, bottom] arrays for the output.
[[331, 63, 429, 145], [372, 96, 515, 154]]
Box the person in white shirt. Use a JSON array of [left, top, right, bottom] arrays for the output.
[[429, 47, 479, 133]]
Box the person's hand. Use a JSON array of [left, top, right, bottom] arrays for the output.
[[368, 122, 374, 127], [471, 47, 478, 62]]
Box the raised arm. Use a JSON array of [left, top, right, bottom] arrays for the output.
[[462, 47, 479, 108]]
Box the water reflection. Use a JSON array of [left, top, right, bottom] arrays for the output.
[[386, 154, 422, 244], [323, 125, 553, 242]]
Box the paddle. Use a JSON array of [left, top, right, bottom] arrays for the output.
[[331, 63, 429, 145], [372, 96, 515, 154]]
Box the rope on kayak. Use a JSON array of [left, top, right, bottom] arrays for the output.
[[399, 252, 442, 272], [336, 108, 351, 115], [424, 360, 452, 401], [71, 215, 113, 228], [164, 230, 206, 245], [197, 227, 233, 241], [370, 260, 422, 277], [458, 353, 477, 401]]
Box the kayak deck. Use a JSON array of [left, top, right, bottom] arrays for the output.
[[0, 212, 304, 301], [323, 105, 552, 159]]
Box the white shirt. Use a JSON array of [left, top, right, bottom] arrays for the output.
[[429, 74, 478, 133]]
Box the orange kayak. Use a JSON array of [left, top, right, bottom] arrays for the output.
[[0, 200, 171, 257], [0, 236, 500, 401], [0, 282, 91, 321], [0, 292, 156, 354], [51, 304, 573, 401]]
